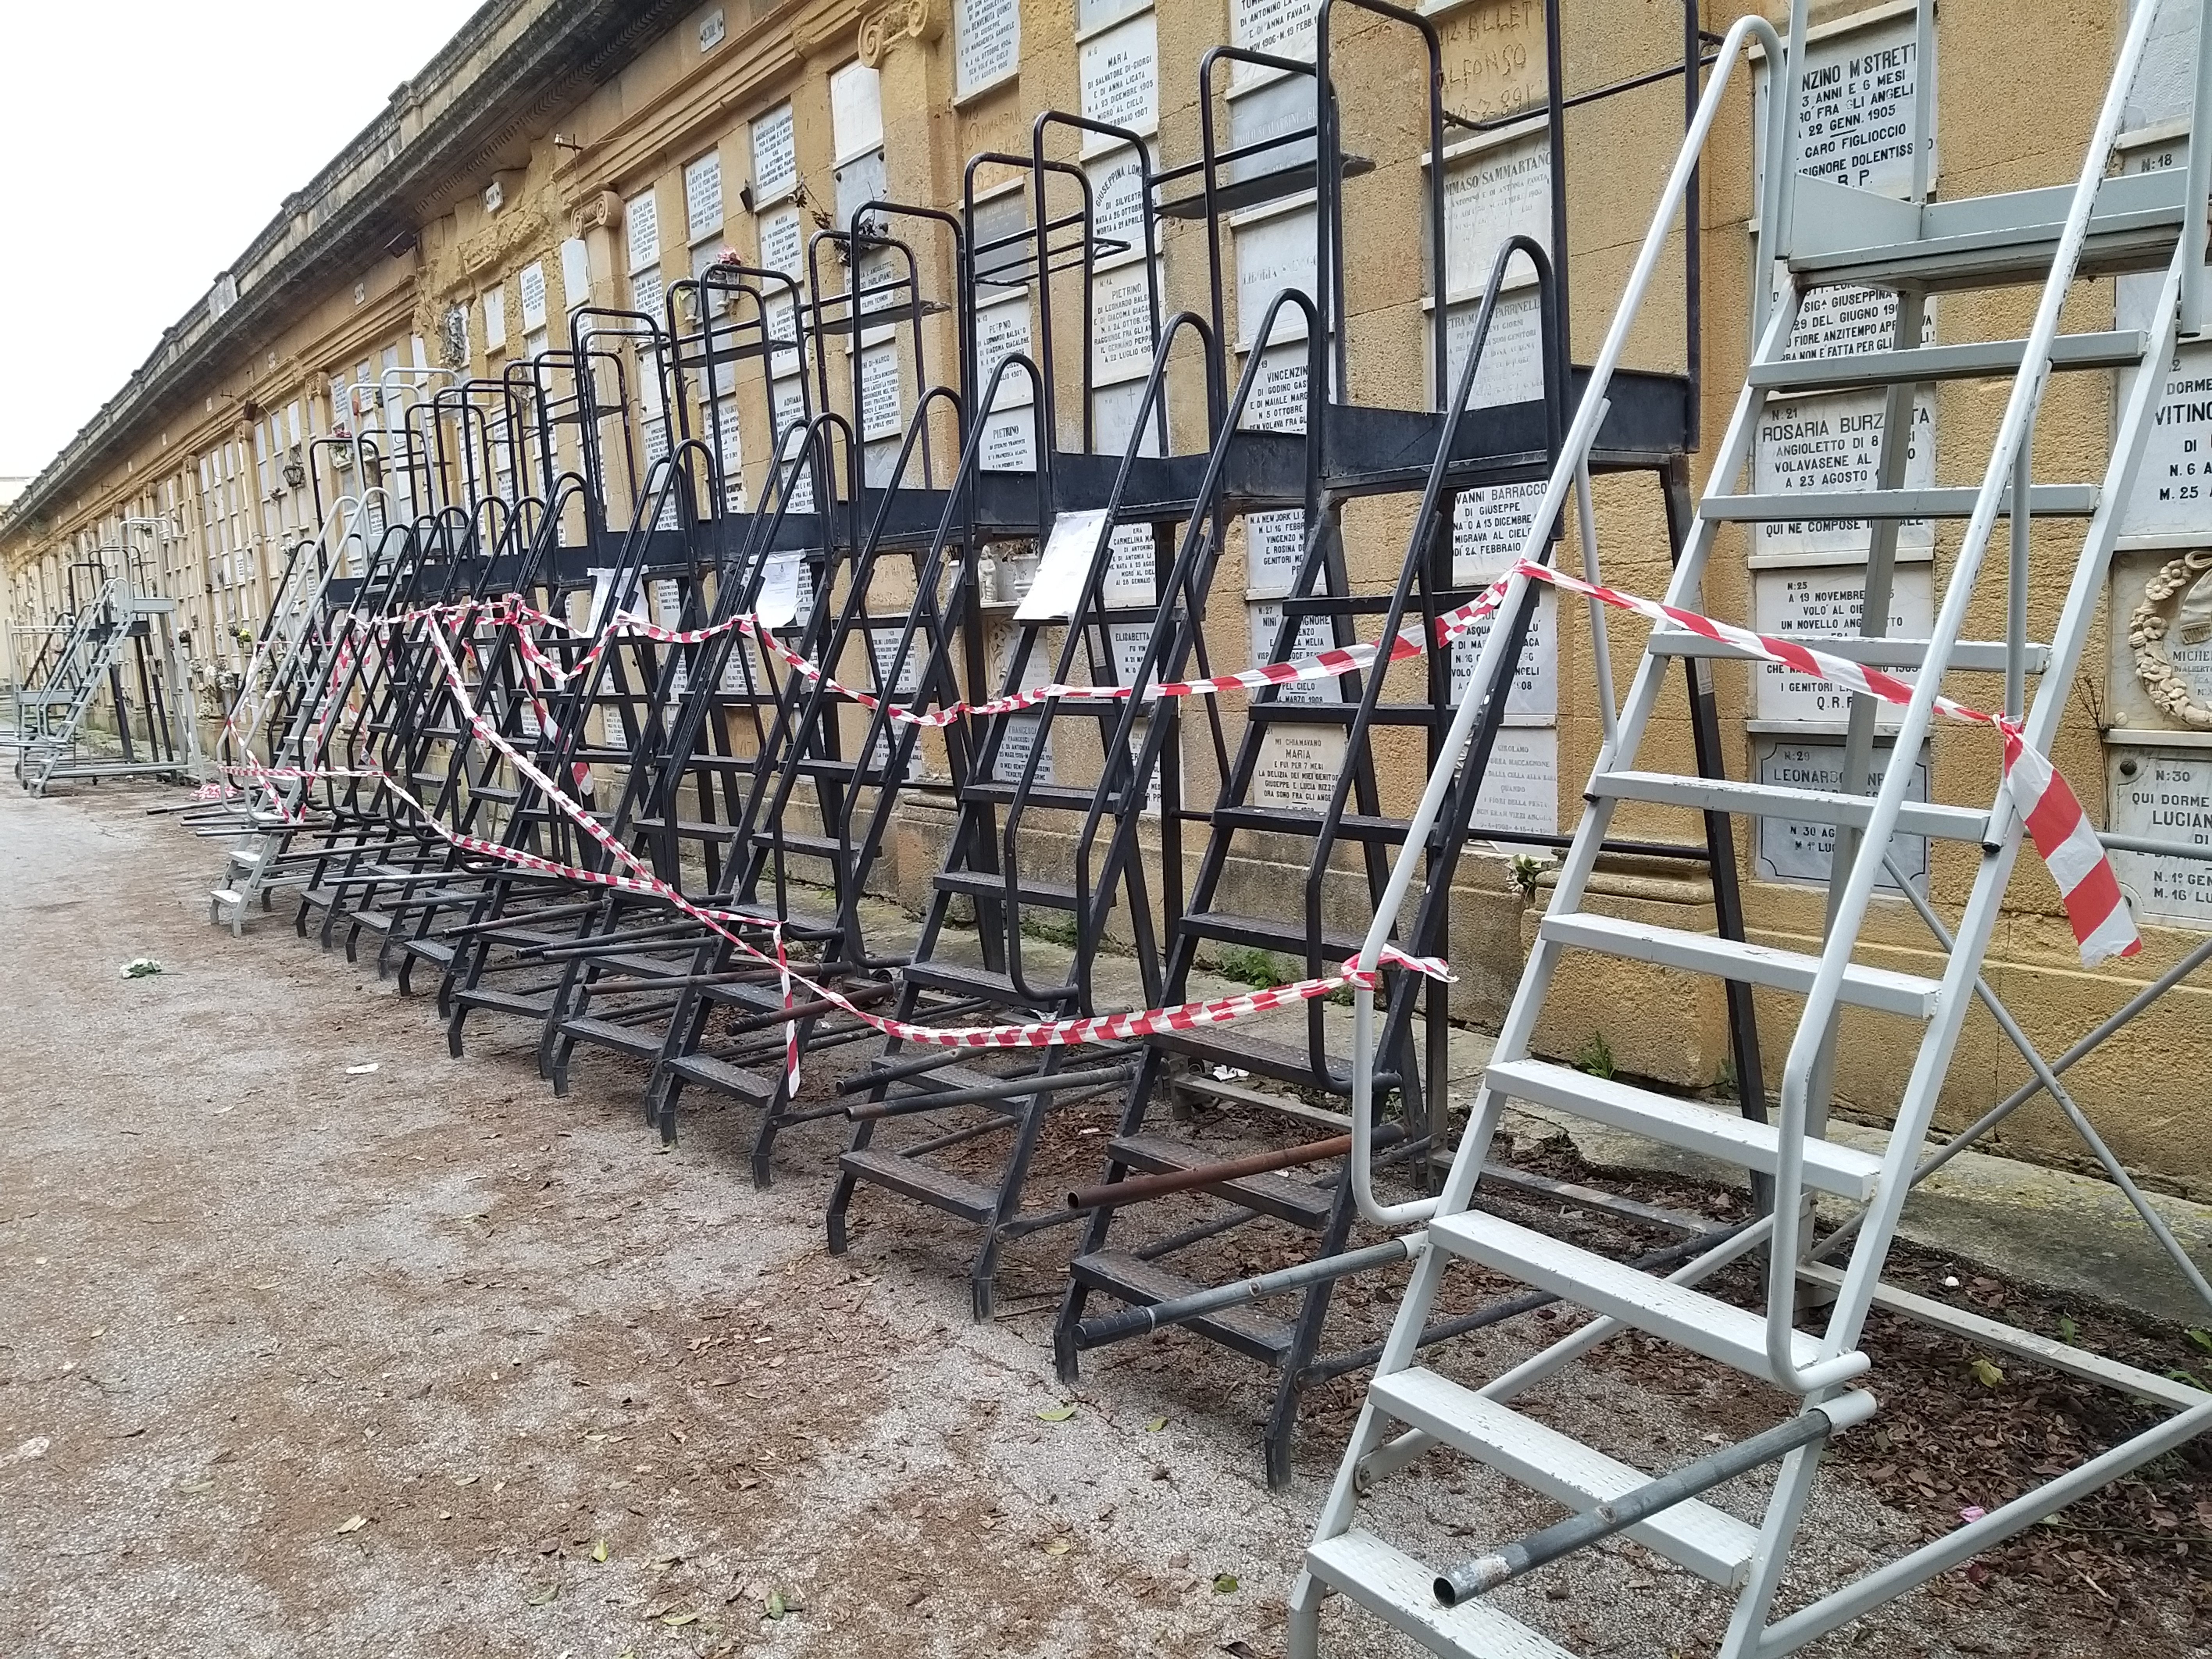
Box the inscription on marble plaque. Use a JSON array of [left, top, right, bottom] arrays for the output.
[[1091, 261, 1158, 385], [2119, 147, 2212, 539], [1753, 563, 1932, 722], [1751, 392, 1934, 558], [1235, 205, 1317, 348], [1757, 9, 1927, 200], [1254, 723, 1348, 808], [1247, 510, 1307, 598], [956, 0, 1020, 98], [751, 105, 798, 203], [1232, 0, 1320, 81], [1080, 11, 1159, 141], [1443, 288, 1547, 410], [1468, 724, 1558, 843], [2111, 749, 2212, 928], [758, 208, 803, 276], [981, 409, 1038, 471], [977, 296, 1035, 407], [1103, 522, 1156, 606], [1752, 737, 1928, 890], [1452, 479, 1545, 582], [1444, 135, 1551, 299], [860, 343, 902, 442], [1249, 601, 1339, 706], [1242, 343, 1311, 433], [1088, 146, 1150, 257], [1449, 590, 1556, 717], [868, 627, 923, 697]]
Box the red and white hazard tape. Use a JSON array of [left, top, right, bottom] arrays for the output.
[[1506, 558, 2139, 967], [272, 551, 2139, 970]]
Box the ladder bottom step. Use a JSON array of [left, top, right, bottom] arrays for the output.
[[559, 1016, 666, 1057], [1304, 1531, 1575, 1659], [665, 1049, 778, 1104], [1106, 1133, 1336, 1228], [839, 1147, 1001, 1224], [1071, 1248, 1294, 1363]]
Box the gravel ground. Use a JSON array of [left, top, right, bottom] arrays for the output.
[[0, 780, 2202, 1657]]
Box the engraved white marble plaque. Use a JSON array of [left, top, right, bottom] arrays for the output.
[[771, 380, 815, 513], [1468, 724, 1559, 843], [1079, 11, 1159, 141], [1110, 621, 1154, 689], [981, 409, 1038, 471], [1443, 135, 1551, 299], [1247, 509, 1307, 598], [868, 626, 923, 696], [2118, 146, 2212, 539], [520, 262, 547, 330], [1750, 391, 1934, 558], [1235, 204, 1317, 349], [626, 190, 660, 272], [1752, 736, 1928, 890], [1452, 479, 1545, 582], [860, 342, 903, 442], [1442, 288, 1547, 410], [956, 0, 1020, 98], [1450, 589, 1556, 717], [763, 291, 801, 380], [1254, 723, 1348, 808], [758, 207, 803, 276], [1093, 378, 1163, 457], [1091, 260, 1158, 386], [1104, 522, 1156, 605], [977, 295, 1035, 407], [2110, 748, 2212, 928], [1752, 562, 1932, 723], [1249, 600, 1339, 706], [1232, 0, 1320, 81], [1756, 9, 1928, 202], [1088, 145, 1151, 259], [751, 105, 798, 203], [1240, 342, 1311, 433]]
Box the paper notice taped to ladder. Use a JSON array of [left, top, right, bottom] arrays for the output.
[[1016, 508, 1110, 621], [755, 555, 802, 629]]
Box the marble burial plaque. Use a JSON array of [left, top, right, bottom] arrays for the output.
[[2110, 747, 2212, 928], [956, 0, 1020, 98], [1752, 562, 1933, 723], [1752, 735, 1928, 890], [1468, 724, 1558, 843], [1254, 723, 1348, 808]]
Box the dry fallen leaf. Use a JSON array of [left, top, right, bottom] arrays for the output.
[[334, 1515, 368, 1535], [660, 1609, 699, 1627], [1044, 1538, 1072, 1557], [1036, 1404, 1077, 1422], [526, 1581, 560, 1607], [1144, 1416, 1167, 1432], [452, 1474, 480, 1486], [176, 1476, 214, 1495], [591, 1539, 609, 1564]]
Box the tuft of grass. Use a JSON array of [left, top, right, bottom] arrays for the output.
[[1573, 1031, 1615, 1081], [1019, 912, 1081, 949], [1216, 945, 1292, 992]]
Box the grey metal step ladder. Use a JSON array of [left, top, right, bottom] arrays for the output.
[[1290, 2, 2212, 1654]]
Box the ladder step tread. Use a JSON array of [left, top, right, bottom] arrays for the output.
[[1486, 1057, 1884, 1201], [1748, 329, 2144, 391], [933, 870, 1082, 908], [1181, 910, 1370, 958], [1107, 1133, 1336, 1227], [901, 956, 1072, 1007], [1215, 805, 1412, 842], [451, 985, 557, 1017], [1646, 633, 2049, 676], [1540, 914, 1940, 1018], [1702, 484, 2099, 521], [838, 1146, 1000, 1224], [1431, 1208, 1825, 1383], [1592, 770, 1988, 841], [665, 1049, 778, 1103], [558, 1015, 667, 1056], [1149, 1024, 1372, 1092], [1070, 1248, 1295, 1361], [1368, 1368, 1757, 1585], [1304, 1530, 1575, 1659]]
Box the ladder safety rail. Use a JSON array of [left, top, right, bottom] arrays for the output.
[[1764, 0, 2172, 1396], [1347, 7, 1790, 1231]]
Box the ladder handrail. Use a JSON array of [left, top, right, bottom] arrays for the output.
[[1763, 0, 2176, 1394], [1344, 8, 1793, 1230]]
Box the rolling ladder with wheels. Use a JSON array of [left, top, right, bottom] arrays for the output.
[[1292, 1, 2212, 1654]]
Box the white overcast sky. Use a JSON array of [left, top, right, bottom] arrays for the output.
[[0, 0, 487, 482]]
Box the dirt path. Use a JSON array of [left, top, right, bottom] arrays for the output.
[[0, 781, 2200, 1657]]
